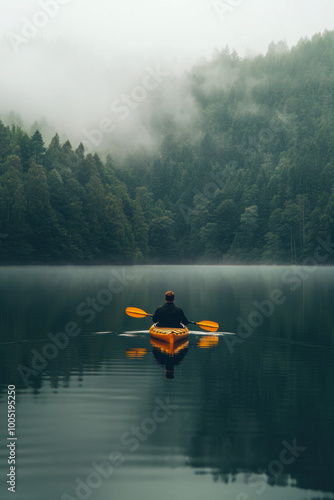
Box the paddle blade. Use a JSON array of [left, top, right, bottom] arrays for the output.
[[126, 307, 152, 318], [196, 320, 219, 332]]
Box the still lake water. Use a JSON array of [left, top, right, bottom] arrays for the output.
[[0, 265, 333, 500]]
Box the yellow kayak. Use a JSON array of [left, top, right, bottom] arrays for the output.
[[149, 324, 189, 345]]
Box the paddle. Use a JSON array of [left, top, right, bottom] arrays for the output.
[[188, 320, 219, 332], [126, 307, 152, 318], [125, 307, 219, 332]]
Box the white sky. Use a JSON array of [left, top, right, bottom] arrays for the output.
[[0, 0, 333, 146], [1, 0, 333, 57]]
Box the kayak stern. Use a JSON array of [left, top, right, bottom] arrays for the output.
[[149, 324, 189, 344]]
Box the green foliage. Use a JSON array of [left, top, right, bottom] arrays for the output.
[[1, 31, 334, 264], [0, 125, 136, 263]]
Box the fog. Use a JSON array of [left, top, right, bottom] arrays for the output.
[[0, 0, 333, 154]]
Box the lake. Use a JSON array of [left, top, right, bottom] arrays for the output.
[[0, 265, 333, 500]]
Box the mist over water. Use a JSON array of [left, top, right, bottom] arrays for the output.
[[0, 266, 333, 499]]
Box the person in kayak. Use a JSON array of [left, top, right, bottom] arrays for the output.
[[152, 291, 189, 328]]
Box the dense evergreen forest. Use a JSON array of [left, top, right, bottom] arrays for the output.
[[1, 31, 334, 264]]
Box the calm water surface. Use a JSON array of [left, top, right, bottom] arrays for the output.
[[0, 265, 333, 500]]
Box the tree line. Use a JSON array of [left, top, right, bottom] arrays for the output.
[[1, 31, 334, 264]]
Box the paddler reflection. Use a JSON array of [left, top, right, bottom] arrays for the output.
[[151, 337, 189, 379]]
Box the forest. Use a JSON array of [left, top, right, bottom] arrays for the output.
[[1, 30, 334, 264]]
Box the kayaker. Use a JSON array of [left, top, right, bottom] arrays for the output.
[[152, 291, 189, 328]]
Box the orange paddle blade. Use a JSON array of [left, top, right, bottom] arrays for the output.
[[196, 320, 219, 332], [126, 307, 152, 318]]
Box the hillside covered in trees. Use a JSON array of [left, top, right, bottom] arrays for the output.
[[1, 31, 334, 265]]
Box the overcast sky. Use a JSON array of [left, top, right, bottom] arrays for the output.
[[0, 0, 333, 147], [1, 0, 334, 57]]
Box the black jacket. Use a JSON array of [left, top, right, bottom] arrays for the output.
[[152, 302, 189, 328]]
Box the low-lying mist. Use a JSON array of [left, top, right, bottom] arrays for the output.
[[0, 34, 247, 163], [0, 35, 202, 154]]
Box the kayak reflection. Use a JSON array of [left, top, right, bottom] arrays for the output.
[[151, 337, 189, 379]]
